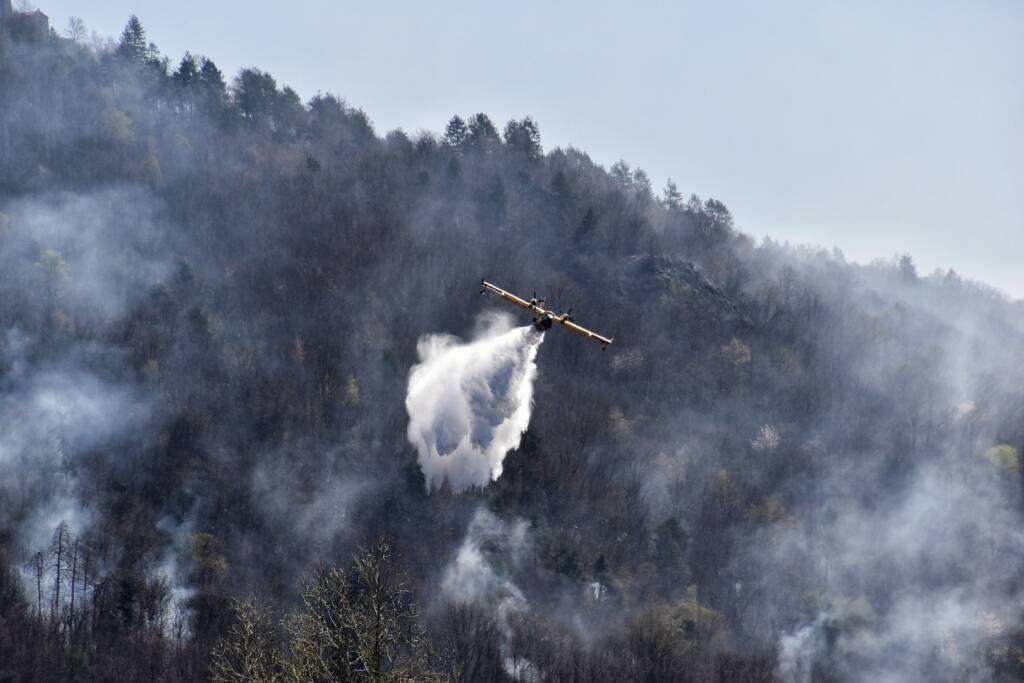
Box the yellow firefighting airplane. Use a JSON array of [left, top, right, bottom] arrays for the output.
[[480, 279, 613, 349]]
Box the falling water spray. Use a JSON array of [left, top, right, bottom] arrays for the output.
[[405, 313, 544, 492]]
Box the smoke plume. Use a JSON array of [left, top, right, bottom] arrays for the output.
[[442, 508, 530, 628], [406, 313, 543, 492], [442, 508, 533, 678]]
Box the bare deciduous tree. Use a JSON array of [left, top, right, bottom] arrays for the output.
[[64, 17, 86, 43], [287, 538, 439, 682], [210, 599, 283, 683]]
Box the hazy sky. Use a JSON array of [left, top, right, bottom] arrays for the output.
[[38, 0, 1024, 298]]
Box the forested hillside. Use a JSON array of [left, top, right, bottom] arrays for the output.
[[2, 13, 1023, 683]]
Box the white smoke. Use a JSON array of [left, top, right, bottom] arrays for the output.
[[0, 330, 151, 554], [777, 616, 828, 683], [1, 188, 174, 323], [405, 313, 543, 492], [442, 508, 533, 678], [442, 509, 530, 620], [765, 454, 1024, 683], [156, 515, 197, 617]]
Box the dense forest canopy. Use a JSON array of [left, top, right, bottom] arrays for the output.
[[1, 10, 1024, 683]]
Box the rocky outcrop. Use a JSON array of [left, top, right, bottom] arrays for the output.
[[615, 254, 752, 332]]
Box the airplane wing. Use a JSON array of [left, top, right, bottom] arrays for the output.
[[480, 279, 613, 349]]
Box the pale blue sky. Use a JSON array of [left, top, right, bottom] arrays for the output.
[[37, 0, 1024, 298]]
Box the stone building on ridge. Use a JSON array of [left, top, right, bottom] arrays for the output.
[[0, 1, 51, 42]]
